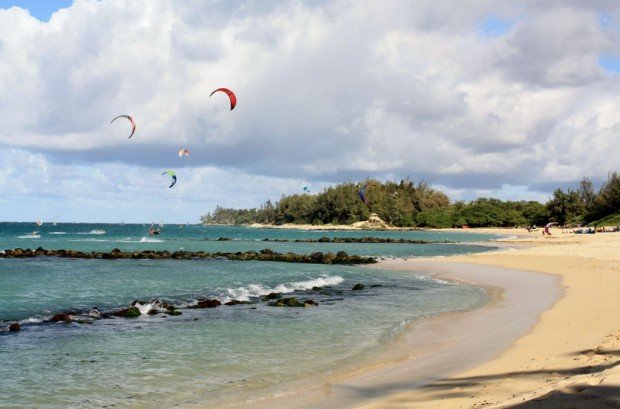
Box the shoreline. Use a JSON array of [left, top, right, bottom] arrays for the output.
[[216, 248, 560, 409], [235, 230, 620, 409], [347, 231, 620, 408], [302, 260, 561, 408]]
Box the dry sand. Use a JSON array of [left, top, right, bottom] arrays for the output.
[[350, 230, 620, 409]]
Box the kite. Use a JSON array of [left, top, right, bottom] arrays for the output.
[[543, 222, 558, 235], [303, 185, 310, 193], [210, 88, 237, 110], [111, 115, 136, 138], [358, 184, 371, 205], [178, 149, 190, 158], [162, 170, 177, 188]]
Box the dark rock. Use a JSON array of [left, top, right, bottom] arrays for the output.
[[352, 283, 365, 291], [303, 299, 319, 307], [310, 252, 324, 263], [225, 300, 250, 306], [111, 307, 141, 318], [147, 309, 159, 315], [193, 299, 221, 308], [263, 292, 282, 300], [268, 297, 305, 307], [167, 310, 182, 316], [50, 313, 73, 323], [9, 322, 21, 331]]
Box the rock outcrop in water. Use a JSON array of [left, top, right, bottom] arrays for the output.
[[0, 248, 376, 264]]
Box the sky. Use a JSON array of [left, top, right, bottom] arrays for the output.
[[0, 0, 619, 223]]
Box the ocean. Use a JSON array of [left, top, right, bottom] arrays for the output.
[[0, 223, 502, 408]]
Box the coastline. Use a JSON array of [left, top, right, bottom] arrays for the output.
[[304, 260, 561, 409], [234, 228, 620, 409], [345, 230, 620, 408]]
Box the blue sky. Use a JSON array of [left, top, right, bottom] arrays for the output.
[[0, 1, 618, 223], [0, 0, 72, 21]]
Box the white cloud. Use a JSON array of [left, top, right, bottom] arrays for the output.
[[0, 0, 619, 221]]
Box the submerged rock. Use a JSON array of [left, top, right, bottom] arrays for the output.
[[50, 313, 73, 323], [263, 292, 282, 300], [9, 322, 21, 331], [111, 307, 141, 318], [193, 299, 221, 309], [268, 297, 305, 307], [352, 283, 365, 291]]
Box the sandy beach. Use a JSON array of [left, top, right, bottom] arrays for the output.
[[330, 229, 620, 408]]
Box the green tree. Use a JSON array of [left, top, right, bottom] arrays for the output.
[[545, 189, 585, 225]]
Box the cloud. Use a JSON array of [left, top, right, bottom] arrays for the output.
[[0, 0, 619, 220]]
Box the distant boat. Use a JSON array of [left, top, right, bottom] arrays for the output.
[[90, 229, 106, 234]]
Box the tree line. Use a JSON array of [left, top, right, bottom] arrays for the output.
[[200, 172, 620, 228]]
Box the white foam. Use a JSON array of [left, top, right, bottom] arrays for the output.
[[225, 275, 344, 301], [69, 238, 110, 242], [77, 230, 106, 235], [49, 232, 66, 235], [134, 302, 152, 315], [139, 237, 164, 243], [18, 234, 40, 239]]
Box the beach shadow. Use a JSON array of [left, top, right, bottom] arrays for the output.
[[571, 348, 620, 357], [504, 385, 620, 409], [333, 360, 620, 406]]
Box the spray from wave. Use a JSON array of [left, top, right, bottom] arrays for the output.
[[224, 275, 344, 302]]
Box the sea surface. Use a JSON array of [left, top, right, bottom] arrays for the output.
[[0, 223, 502, 408]]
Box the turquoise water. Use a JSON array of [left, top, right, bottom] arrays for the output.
[[0, 223, 501, 408]]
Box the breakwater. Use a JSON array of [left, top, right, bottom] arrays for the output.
[[0, 247, 376, 264]]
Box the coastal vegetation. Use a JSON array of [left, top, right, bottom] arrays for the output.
[[201, 172, 620, 228]]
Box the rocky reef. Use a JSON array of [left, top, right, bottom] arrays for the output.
[[0, 247, 376, 265]]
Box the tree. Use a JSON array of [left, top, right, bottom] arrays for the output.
[[587, 171, 620, 222], [546, 189, 585, 225], [578, 178, 597, 213]]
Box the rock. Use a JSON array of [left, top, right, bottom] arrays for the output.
[[303, 299, 319, 307], [352, 283, 365, 291], [167, 310, 182, 316], [225, 300, 250, 306], [263, 292, 281, 300], [268, 297, 305, 307], [147, 309, 159, 315], [193, 299, 221, 308], [310, 252, 324, 263], [9, 322, 21, 331], [50, 313, 73, 323], [111, 307, 141, 318]]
